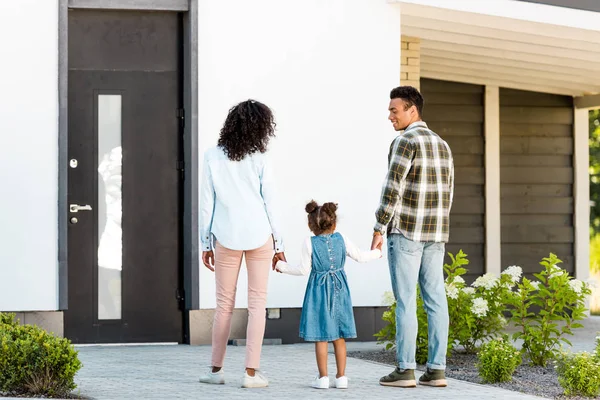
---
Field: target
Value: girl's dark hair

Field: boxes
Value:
[218,99,276,161]
[305,200,338,235]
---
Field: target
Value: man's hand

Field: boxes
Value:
[371,232,383,252]
[202,251,215,272]
[272,252,287,272]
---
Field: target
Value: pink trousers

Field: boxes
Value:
[211,238,273,369]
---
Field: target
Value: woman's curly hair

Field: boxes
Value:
[306,200,338,235]
[218,99,276,161]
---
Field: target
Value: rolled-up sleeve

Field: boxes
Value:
[199,155,215,251]
[260,156,285,252]
[374,136,414,234]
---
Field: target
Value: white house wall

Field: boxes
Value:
[0,0,59,311]
[197,0,402,308]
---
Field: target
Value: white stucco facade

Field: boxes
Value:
[0,0,402,312]
[197,0,402,308]
[0,0,59,311]
[1,0,597,322]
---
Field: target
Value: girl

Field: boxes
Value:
[274,200,381,389]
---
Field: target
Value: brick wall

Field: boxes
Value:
[401,36,421,89]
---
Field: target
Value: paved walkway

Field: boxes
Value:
[7,316,599,400]
[61,343,548,400]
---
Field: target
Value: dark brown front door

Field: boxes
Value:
[65,9,184,343]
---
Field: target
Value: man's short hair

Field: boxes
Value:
[390,86,424,117]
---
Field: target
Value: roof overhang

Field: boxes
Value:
[574,94,600,109]
[395,0,600,98]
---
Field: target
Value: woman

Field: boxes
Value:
[198,100,286,388]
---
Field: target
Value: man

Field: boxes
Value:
[371,86,454,388]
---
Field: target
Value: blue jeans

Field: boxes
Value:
[388,233,449,370]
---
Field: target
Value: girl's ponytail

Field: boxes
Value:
[306,200,338,235]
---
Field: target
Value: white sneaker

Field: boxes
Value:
[311,375,330,389]
[241,371,269,388]
[335,375,348,389]
[199,367,225,385]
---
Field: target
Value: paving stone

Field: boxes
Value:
[54,343,551,400]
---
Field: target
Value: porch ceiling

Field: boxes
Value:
[400,2,600,97]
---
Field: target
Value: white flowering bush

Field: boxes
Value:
[555,350,600,397]
[444,252,520,353]
[376,251,591,368]
[376,250,515,362]
[506,253,591,367]
[477,336,522,383]
[375,287,432,364]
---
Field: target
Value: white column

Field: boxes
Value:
[574,108,590,284]
[485,86,501,276]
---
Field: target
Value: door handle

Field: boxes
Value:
[70,204,92,213]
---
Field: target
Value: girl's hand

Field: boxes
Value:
[202,251,215,272]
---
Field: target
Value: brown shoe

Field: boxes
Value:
[418,368,447,387]
[379,367,417,387]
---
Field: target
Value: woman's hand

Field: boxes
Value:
[202,251,215,272]
[272,252,286,272]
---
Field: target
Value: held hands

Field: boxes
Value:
[272,252,286,273]
[202,251,215,272]
[371,232,384,257]
[202,250,286,273]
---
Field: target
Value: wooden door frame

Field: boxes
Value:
[58,0,199,338]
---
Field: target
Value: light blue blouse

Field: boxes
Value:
[199,146,284,252]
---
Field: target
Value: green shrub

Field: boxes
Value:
[375,250,514,364]
[445,251,518,353]
[375,286,431,364]
[506,253,591,367]
[375,300,396,352]
[0,312,18,327]
[555,351,600,398]
[0,312,83,398]
[415,289,429,364]
[477,337,521,383]
[376,251,590,369]
[590,233,600,274]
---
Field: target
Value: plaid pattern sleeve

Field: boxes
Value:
[374,135,414,234]
[449,160,455,209]
[374,122,454,242]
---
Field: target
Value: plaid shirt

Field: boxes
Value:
[374,121,454,242]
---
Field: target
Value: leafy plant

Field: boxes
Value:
[0,312,83,398]
[0,312,19,327]
[555,350,600,398]
[376,250,512,364]
[415,288,429,364]
[590,233,600,274]
[375,300,396,351]
[477,336,522,383]
[506,253,591,367]
[444,251,516,353]
[375,285,431,364]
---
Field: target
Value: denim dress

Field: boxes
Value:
[299,233,357,342]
